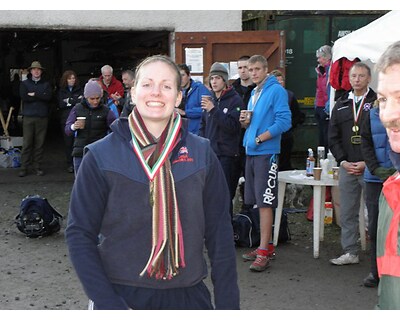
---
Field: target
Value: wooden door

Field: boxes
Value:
[174,30,285,84]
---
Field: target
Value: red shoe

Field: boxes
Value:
[250,254,270,272]
[242,246,276,261]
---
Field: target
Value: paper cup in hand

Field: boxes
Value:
[240,110,253,125]
[77,117,86,129]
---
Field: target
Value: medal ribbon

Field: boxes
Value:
[352,94,366,132]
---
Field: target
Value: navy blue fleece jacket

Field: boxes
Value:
[65,117,240,309]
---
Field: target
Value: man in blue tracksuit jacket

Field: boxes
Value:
[240,55,291,272]
[178,64,212,135]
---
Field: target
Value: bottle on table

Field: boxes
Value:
[317,146,325,167]
[306,148,315,177]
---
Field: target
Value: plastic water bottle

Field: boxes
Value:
[317,146,325,167]
[327,152,336,176]
[306,148,315,176]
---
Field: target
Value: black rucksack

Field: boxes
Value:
[15,195,63,238]
[232,208,261,247]
[233,207,291,248]
[275,209,291,243]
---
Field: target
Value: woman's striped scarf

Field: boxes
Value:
[128,108,185,280]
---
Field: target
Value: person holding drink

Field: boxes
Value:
[199,62,243,218]
[239,55,291,272]
[64,80,116,175]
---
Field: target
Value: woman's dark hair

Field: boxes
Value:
[59,70,79,88]
[178,63,190,76]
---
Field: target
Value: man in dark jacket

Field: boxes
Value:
[328,62,376,266]
[119,70,135,117]
[18,61,52,177]
[200,62,243,216]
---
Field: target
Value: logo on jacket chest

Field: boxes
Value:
[173,146,194,164]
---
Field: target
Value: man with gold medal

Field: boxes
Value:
[328,62,376,266]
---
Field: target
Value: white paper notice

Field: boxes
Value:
[185,48,204,73]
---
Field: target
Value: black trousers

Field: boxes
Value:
[365,181,383,278]
[20,116,48,170]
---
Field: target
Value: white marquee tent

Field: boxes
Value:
[330,10,400,101]
[332,10,400,64]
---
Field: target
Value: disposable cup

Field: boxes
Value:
[313,167,322,180]
[332,167,339,180]
[76,117,86,129]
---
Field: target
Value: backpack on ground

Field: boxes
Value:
[233,207,292,248]
[275,209,291,243]
[232,208,260,247]
[15,195,63,238]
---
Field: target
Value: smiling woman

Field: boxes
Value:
[131,56,182,137]
[65,55,240,310]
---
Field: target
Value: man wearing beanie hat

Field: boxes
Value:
[18,61,52,177]
[209,62,229,84]
[199,62,243,218]
[65,80,116,175]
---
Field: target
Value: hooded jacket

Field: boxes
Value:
[65,117,240,310]
[182,79,212,134]
[243,75,291,155]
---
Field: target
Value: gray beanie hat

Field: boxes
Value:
[209,62,229,83]
[84,80,103,98]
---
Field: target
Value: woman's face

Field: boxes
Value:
[67,75,76,87]
[132,61,182,127]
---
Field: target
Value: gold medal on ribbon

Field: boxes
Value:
[352,125,359,133]
[351,135,362,145]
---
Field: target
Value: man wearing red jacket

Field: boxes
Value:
[99,65,124,113]
[375,40,400,310]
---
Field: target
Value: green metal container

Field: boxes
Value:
[264,12,384,160]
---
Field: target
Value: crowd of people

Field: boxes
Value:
[10,42,400,309]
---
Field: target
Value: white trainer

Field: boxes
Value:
[330,253,359,265]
